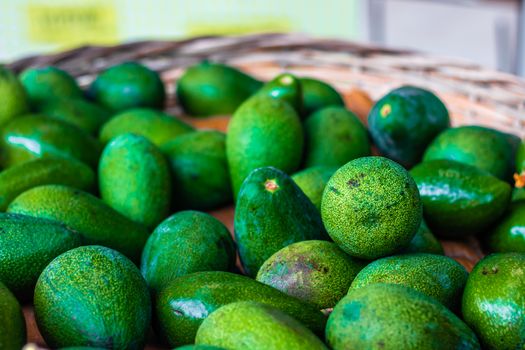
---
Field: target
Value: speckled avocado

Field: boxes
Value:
[154,271,327,347]
[20,66,83,106]
[7,185,149,262]
[327,283,480,350]
[99,108,193,146]
[34,246,151,349]
[141,210,235,293]
[485,202,525,253]
[226,95,303,197]
[321,156,422,259]
[254,73,303,114]
[300,77,345,116]
[98,133,171,228]
[410,159,511,237]
[401,219,444,255]
[0,281,26,350]
[195,301,328,350]
[0,66,29,127]
[303,106,370,168]
[235,167,328,276]
[256,240,365,309]
[291,166,337,210]
[462,253,525,350]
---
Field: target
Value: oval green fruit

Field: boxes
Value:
[175,346,226,350]
[20,66,83,106]
[300,77,345,116]
[485,202,525,253]
[291,166,337,210]
[0,281,26,350]
[254,73,303,114]
[0,66,29,127]
[517,139,525,173]
[401,219,444,255]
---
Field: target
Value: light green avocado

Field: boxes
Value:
[291,166,338,210]
[300,77,345,116]
[0,66,29,127]
[0,281,26,350]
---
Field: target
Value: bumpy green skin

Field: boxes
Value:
[20,66,83,106]
[98,134,171,228]
[0,66,29,127]
[89,62,165,112]
[176,61,262,116]
[155,271,327,347]
[401,219,444,255]
[161,131,232,210]
[369,86,450,168]
[256,240,366,309]
[254,73,303,114]
[0,158,95,211]
[175,346,226,350]
[350,253,468,311]
[462,253,525,350]
[321,156,422,259]
[0,114,101,168]
[291,166,337,210]
[141,211,235,293]
[226,96,303,197]
[300,77,345,116]
[517,139,525,173]
[327,283,480,350]
[34,246,151,349]
[0,282,26,350]
[410,159,511,237]
[303,106,370,168]
[99,108,193,146]
[195,301,328,350]
[7,185,149,262]
[423,126,514,180]
[485,203,525,253]
[0,213,83,300]
[235,167,328,276]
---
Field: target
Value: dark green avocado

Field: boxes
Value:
[401,218,444,255]
[300,77,345,116]
[254,73,303,114]
[485,202,525,253]
[20,66,83,106]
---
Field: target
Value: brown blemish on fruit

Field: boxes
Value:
[329,186,341,195]
[515,172,525,188]
[264,179,280,193]
[347,179,360,188]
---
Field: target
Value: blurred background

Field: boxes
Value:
[1,0,524,75]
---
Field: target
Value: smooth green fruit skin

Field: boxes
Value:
[99,133,171,228]
[517,139,525,173]
[256,240,366,309]
[0,158,95,211]
[155,271,327,347]
[0,114,102,168]
[254,73,303,114]
[141,210,235,293]
[462,253,525,350]
[401,219,444,255]
[20,66,83,106]
[350,253,467,311]
[99,108,193,146]
[235,166,328,276]
[195,301,328,350]
[513,187,525,203]
[485,203,525,253]
[0,66,30,127]
[89,62,165,112]
[0,281,26,350]
[410,159,511,237]
[368,85,450,168]
[321,156,422,259]
[175,346,226,350]
[303,106,370,168]
[424,125,514,180]
[300,77,345,116]
[7,185,149,262]
[34,246,151,349]
[176,61,262,116]
[291,166,337,210]
[327,283,480,350]
[161,131,232,210]
[0,213,83,301]
[226,95,303,197]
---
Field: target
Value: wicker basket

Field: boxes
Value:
[12,33,523,350]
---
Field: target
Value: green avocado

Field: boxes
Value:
[226,95,303,197]
[256,240,366,309]
[57,347,109,350]
[99,108,193,146]
[175,346,226,350]
[161,130,232,210]
[291,166,337,210]
[34,246,151,349]
[350,253,468,311]
[485,202,525,253]
[195,301,328,350]
[0,114,102,169]
[89,62,165,112]
[423,125,514,180]
[401,219,444,255]
[462,253,525,350]
[410,159,511,237]
[0,66,29,127]
[300,77,345,116]
[235,166,328,276]
[176,61,262,116]
[326,283,480,350]
[7,185,149,262]
[368,85,450,168]
[0,213,83,301]
[154,271,327,347]
[98,133,171,228]
[513,187,525,203]
[303,106,370,168]
[517,139,525,173]
[321,156,422,259]
[141,210,235,293]
[254,73,303,114]
[20,66,83,106]
[0,281,26,350]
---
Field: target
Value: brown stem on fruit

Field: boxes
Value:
[514,172,525,188]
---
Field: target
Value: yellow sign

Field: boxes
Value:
[187,17,292,36]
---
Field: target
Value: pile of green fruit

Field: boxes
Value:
[0,59,523,350]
